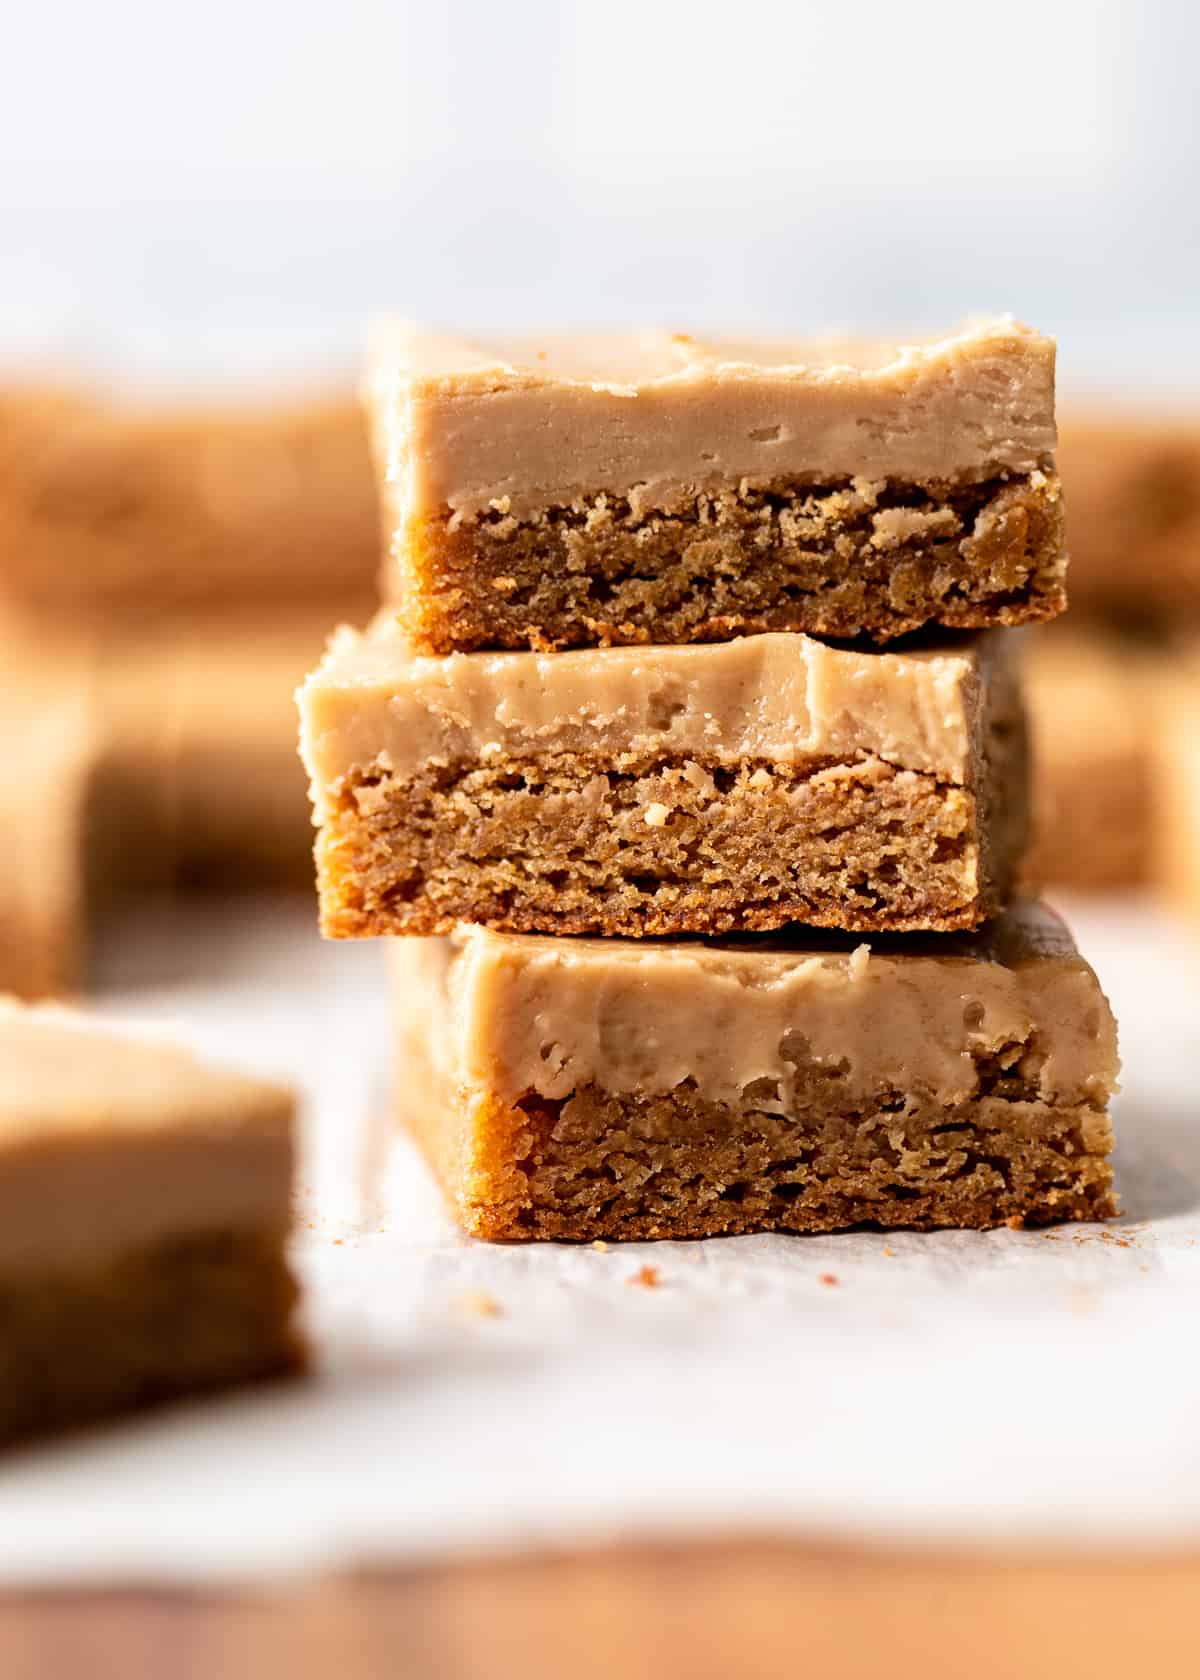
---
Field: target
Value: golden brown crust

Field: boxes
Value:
[0,1225,302,1444]
[387,470,1065,654]
[316,728,1027,939]
[414,1086,1115,1243]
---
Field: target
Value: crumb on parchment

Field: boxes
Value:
[627,1265,661,1289]
[592,1240,609,1253]
[456,1290,502,1318]
[819,1273,838,1287]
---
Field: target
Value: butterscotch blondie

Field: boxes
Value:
[1058,411,1200,620]
[92,608,354,894]
[368,317,1064,653]
[299,623,1027,939]
[0,1003,302,1443]
[0,385,377,613]
[1024,628,1158,891]
[390,901,1118,1241]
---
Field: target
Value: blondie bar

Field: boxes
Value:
[92,609,355,894]
[1025,628,1157,891]
[1059,411,1200,620]
[0,1003,302,1442]
[299,624,1027,938]
[0,385,377,613]
[368,317,1063,653]
[391,902,1118,1241]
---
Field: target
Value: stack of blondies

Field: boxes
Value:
[299,319,1120,1242]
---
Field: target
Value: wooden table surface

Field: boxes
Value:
[4,1538,1200,1679]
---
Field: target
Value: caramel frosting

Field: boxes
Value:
[0,1003,294,1272]
[299,621,1006,814]
[391,902,1117,1115]
[368,316,1057,521]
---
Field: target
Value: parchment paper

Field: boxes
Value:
[2,894,1198,1584]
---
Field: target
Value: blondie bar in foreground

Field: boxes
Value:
[391,902,1118,1241]
[0,1004,302,1443]
[368,317,1064,653]
[300,623,1027,938]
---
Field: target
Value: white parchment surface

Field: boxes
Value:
[2,895,1199,1584]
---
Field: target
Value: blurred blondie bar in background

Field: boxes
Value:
[0,383,379,995]
[2,364,1199,999]
[1027,410,1200,899]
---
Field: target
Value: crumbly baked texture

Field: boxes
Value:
[1024,627,1157,892]
[438,1087,1113,1241]
[388,469,1065,653]
[0,1001,303,1443]
[0,385,378,614]
[390,904,1119,1241]
[318,738,1024,938]
[301,626,1027,938]
[369,317,1063,651]
[0,1228,299,1444]
[1059,411,1200,620]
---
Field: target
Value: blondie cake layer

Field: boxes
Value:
[0,1004,302,1443]
[391,902,1118,1241]
[368,317,1064,653]
[299,624,1028,939]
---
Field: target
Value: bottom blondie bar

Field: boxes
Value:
[392,902,1118,1241]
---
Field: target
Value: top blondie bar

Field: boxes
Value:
[367,316,1064,654]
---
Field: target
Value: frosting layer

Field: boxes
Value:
[390,902,1117,1115]
[299,621,1004,814]
[0,1004,294,1271]
[368,317,1057,520]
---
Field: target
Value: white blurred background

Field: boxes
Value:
[2,0,1197,395]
